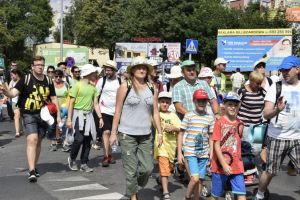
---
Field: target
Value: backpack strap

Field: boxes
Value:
[123,79,132,104]
[146,81,155,95]
[98,76,107,100]
[117,77,122,85]
[274,81,282,123]
[267,77,273,86]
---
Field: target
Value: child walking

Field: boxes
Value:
[154,92,181,200]
[177,89,215,200]
[210,92,246,200]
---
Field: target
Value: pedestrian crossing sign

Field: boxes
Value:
[186,39,198,54]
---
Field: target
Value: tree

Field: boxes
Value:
[0,0,53,71]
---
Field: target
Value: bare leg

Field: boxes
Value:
[27,134,38,171]
[130,193,137,200]
[237,195,246,200]
[35,136,43,166]
[102,130,111,157]
[258,171,274,193]
[186,176,199,198]
[14,108,21,135]
[161,176,169,194]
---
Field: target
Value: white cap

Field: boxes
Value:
[80,64,97,77]
[253,60,266,68]
[166,65,182,79]
[158,91,172,99]
[40,106,55,126]
[214,57,229,66]
[198,67,213,78]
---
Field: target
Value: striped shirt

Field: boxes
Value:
[237,87,266,126]
[172,79,214,112]
[180,111,214,158]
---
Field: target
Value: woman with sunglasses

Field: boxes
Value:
[47,69,70,152]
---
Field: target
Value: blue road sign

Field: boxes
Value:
[186,39,198,54]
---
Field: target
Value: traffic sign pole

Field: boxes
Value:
[189,54,192,60]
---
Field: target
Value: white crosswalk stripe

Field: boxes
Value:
[71,192,124,200]
[54,183,108,191]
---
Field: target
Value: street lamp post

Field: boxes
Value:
[60,0,63,61]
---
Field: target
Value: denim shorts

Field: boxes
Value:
[23,113,48,137]
[186,156,208,179]
[211,173,246,197]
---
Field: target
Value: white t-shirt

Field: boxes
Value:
[96,77,120,116]
[265,81,300,140]
[230,72,245,88]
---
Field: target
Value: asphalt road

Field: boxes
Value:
[0,110,299,200]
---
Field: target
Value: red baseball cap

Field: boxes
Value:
[193,89,208,100]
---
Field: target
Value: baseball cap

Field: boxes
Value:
[198,67,213,78]
[278,55,300,70]
[253,60,266,69]
[181,60,195,68]
[158,91,172,99]
[223,92,240,102]
[193,89,209,100]
[214,58,229,66]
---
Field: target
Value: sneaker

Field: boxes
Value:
[80,164,93,172]
[28,170,37,182]
[35,168,40,177]
[62,144,71,152]
[102,157,109,167]
[108,155,116,164]
[92,143,101,150]
[49,144,57,152]
[67,156,78,171]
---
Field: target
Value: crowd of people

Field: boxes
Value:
[0,54,299,200]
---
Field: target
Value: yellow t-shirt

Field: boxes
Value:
[154,111,181,163]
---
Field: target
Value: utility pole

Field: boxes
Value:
[60,0,63,61]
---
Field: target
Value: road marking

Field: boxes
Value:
[46,176,90,182]
[54,183,108,191]
[71,192,124,200]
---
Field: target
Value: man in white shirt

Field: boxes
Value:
[254,56,300,200]
[96,60,121,167]
[230,68,245,93]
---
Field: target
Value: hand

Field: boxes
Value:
[164,124,173,133]
[215,113,221,120]
[222,163,232,175]
[277,96,286,112]
[109,133,118,146]
[99,118,104,128]
[177,153,184,165]
[157,134,163,147]
[56,116,62,126]
[66,120,72,129]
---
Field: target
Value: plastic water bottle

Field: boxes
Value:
[111,143,118,153]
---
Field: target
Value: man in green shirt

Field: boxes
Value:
[67,64,103,172]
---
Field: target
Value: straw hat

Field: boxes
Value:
[127,56,153,73]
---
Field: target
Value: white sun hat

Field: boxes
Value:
[80,64,97,77]
[199,67,213,78]
[166,65,182,79]
[40,106,55,126]
[158,91,172,99]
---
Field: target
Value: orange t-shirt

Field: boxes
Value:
[210,116,244,174]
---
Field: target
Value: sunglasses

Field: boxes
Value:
[74,70,81,73]
[55,75,63,78]
[47,71,54,73]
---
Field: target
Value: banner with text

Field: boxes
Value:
[217,29,292,71]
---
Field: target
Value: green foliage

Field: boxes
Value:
[0,0,53,71]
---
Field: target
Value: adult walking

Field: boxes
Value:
[109,56,162,200]
[96,60,120,167]
[237,71,266,152]
[211,57,229,96]
[0,56,61,182]
[67,64,103,172]
[8,69,23,137]
[230,68,245,93]
[172,60,219,120]
[254,56,300,200]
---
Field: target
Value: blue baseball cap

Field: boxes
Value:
[181,60,195,68]
[223,92,241,102]
[278,56,300,70]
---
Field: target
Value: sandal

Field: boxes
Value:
[162,192,171,200]
[184,197,192,200]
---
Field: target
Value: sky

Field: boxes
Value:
[50,0,72,12]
